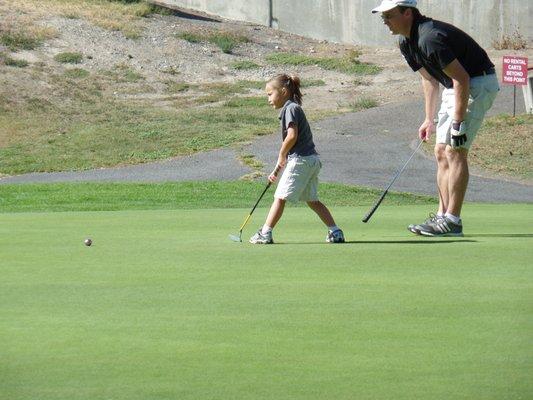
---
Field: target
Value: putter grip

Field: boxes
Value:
[362,190,388,223]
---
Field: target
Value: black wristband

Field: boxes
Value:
[452,120,463,131]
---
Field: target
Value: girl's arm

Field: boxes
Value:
[269,123,298,182]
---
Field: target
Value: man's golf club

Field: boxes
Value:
[362,140,423,223]
[229,166,281,242]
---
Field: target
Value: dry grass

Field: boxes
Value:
[0,14,57,51]
[1,0,152,39]
[492,30,528,50]
[418,114,533,181]
[470,114,533,180]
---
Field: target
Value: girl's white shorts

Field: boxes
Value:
[274,154,321,202]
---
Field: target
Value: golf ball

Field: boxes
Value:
[84,238,92,246]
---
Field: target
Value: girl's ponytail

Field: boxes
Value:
[269,74,303,105]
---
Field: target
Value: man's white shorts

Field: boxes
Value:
[275,154,321,202]
[436,73,500,150]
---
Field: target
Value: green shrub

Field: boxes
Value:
[54,52,83,64]
[176,32,202,43]
[3,56,29,68]
[231,60,260,70]
[0,32,41,51]
[266,52,381,75]
[64,68,90,78]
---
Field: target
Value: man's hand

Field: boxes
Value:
[450,120,467,148]
[418,118,435,141]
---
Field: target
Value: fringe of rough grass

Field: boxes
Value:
[0,182,436,213]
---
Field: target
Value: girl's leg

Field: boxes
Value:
[307,200,335,227]
[264,197,286,230]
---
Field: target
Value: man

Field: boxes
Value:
[372,0,500,236]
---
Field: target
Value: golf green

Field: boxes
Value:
[1,204,532,399]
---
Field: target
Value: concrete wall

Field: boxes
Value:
[160,0,532,48]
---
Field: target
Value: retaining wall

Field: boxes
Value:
[157,0,532,48]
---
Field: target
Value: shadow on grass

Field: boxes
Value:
[466,233,533,238]
[274,240,477,245]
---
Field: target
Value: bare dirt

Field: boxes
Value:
[3,4,524,115]
[1,5,422,113]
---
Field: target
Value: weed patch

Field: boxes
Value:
[1,55,29,68]
[54,52,83,64]
[64,68,90,79]
[266,52,381,75]
[349,97,378,111]
[231,60,261,70]
[176,31,249,54]
[0,15,56,51]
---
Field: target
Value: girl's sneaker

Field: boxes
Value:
[326,229,345,243]
[249,229,273,244]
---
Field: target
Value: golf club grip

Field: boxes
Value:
[362,189,388,223]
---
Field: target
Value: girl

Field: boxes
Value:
[250,74,345,244]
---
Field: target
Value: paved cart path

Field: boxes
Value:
[1,86,531,203]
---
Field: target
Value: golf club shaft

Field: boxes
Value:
[236,164,281,233]
[362,140,423,223]
[238,181,272,231]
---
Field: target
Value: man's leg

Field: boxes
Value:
[435,143,450,214]
[445,147,469,217]
[416,146,467,237]
[408,144,450,235]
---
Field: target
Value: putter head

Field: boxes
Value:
[228,233,242,242]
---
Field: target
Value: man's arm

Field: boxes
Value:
[418,67,440,141]
[442,59,470,147]
[442,59,470,122]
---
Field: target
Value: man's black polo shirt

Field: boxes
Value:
[399,15,494,88]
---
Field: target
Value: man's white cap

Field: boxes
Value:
[371,0,417,13]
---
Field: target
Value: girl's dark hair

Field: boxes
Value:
[269,74,303,105]
[398,6,422,19]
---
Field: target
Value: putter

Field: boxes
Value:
[229,165,281,242]
[362,140,423,223]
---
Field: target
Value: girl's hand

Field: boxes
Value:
[276,155,286,169]
[268,163,283,183]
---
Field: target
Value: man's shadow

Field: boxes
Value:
[466,233,533,238]
[276,239,477,245]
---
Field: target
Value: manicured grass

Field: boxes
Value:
[0,204,531,399]
[0,182,435,212]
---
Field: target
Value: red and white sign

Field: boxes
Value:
[502,56,528,85]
